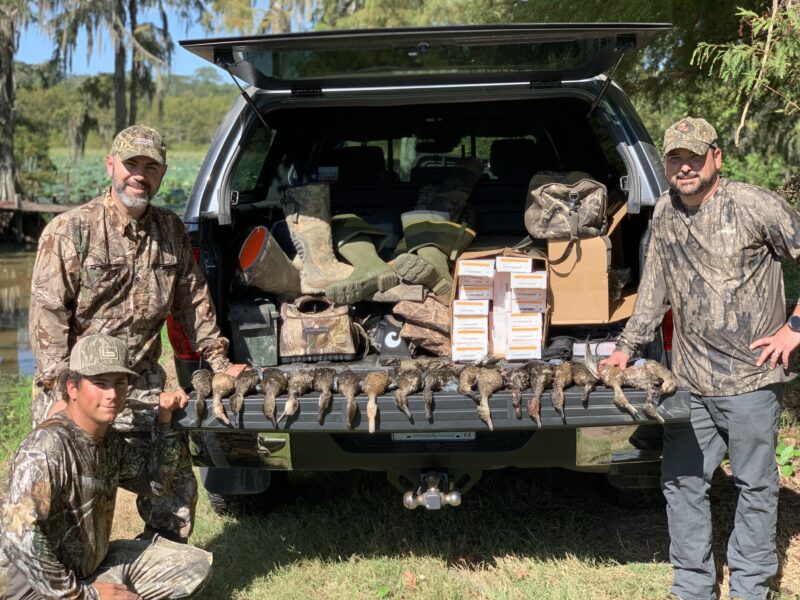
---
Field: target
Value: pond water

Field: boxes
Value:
[0,247,35,380]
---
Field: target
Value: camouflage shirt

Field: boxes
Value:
[617,178,800,396]
[0,412,183,599]
[29,190,231,429]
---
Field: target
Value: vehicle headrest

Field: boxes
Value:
[489,138,558,181]
[329,146,386,184]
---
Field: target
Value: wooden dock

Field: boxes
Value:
[0,199,72,214]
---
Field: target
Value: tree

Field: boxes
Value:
[693,0,799,146]
[0,0,28,203]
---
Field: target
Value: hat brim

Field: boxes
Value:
[663,139,712,157]
[116,148,166,165]
[76,365,138,378]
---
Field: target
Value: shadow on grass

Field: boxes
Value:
[197,463,800,598]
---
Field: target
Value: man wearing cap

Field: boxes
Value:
[603,117,800,599]
[0,334,212,599]
[28,124,246,543]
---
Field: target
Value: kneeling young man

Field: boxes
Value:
[0,334,212,599]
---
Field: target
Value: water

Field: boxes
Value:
[0,247,35,380]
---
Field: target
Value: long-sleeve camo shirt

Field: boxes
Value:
[29,190,231,429]
[617,177,800,396]
[0,412,184,599]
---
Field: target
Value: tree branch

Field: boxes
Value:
[735,0,779,146]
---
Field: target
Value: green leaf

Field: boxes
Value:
[377,585,391,598]
[779,445,796,464]
[781,464,794,477]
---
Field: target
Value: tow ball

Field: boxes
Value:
[403,471,462,510]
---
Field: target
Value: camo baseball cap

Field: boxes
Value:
[69,334,137,377]
[663,117,718,156]
[110,125,167,165]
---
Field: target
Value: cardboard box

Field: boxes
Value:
[489,310,508,355]
[452,342,489,362]
[510,271,548,290]
[453,315,489,330]
[496,256,533,273]
[548,203,636,325]
[450,247,549,359]
[511,289,547,313]
[452,328,489,345]
[457,259,495,278]
[508,312,543,344]
[452,299,490,316]
[493,272,512,311]
[459,274,491,286]
[506,342,542,361]
[458,284,493,300]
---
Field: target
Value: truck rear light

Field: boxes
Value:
[662,309,674,353]
[166,245,202,361]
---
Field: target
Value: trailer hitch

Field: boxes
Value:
[403,471,461,510]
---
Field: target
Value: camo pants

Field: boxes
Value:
[661,384,783,600]
[0,538,212,599]
[124,432,198,541]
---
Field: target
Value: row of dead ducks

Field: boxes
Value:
[189,351,678,432]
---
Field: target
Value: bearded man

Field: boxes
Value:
[28,125,245,544]
[603,117,800,600]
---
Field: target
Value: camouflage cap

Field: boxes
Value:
[110,125,167,165]
[69,334,137,377]
[663,117,718,156]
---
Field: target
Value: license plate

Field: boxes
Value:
[391,432,476,442]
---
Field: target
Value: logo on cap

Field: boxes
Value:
[675,120,694,134]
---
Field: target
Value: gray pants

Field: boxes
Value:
[661,384,783,600]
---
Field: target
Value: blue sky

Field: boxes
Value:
[17,9,216,77]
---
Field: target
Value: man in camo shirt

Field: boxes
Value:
[28,125,246,542]
[604,117,800,600]
[0,334,212,599]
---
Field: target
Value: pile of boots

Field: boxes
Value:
[238,183,398,305]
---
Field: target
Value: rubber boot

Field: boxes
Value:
[282,184,353,294]
[328,214,398,304]
[393,216,476,297]
[238,225,301,297]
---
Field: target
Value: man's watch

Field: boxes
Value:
[788,315,800,333]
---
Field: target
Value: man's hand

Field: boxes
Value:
[750,325,800,369]
[600,350,630,370]
[92,582,142,599]
[157,389,189,424]
[225,363,248,377]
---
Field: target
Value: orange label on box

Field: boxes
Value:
[452,299,490,316]
[458,259,495,278]
[495,256,533,273]
[510,271,548,290]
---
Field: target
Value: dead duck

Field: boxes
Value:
[523,361,554,429]
[583,343,638,419]
[621,359,678,424]
[570,361,598,407]
[336,368,362,429]
[476,368,503,431]
[422,363,457,422]
[210,372,236,425]
[190,369,213,427]
[551,362,573,421]
[260,368,288,428]
[500,366,530,420]
[230,369,259,421]
[363,370,391,433]
[313,367,336,425]
[457,365,481,401]
[394,363,422,422]
[277,369,314,425]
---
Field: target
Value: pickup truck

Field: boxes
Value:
[168,23,690,514]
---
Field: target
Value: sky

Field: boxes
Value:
[16,8,218,77]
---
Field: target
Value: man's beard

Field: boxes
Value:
[669,169,719,199]
[114,180,153,210]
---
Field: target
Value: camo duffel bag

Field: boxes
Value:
[524,171,607,263]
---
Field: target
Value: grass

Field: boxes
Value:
[0,375,32,477]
